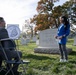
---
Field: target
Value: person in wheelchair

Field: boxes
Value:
[0,17,22,75]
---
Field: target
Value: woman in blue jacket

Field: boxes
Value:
[55,16,70,62]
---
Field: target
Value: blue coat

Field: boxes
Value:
[57,23,70,44]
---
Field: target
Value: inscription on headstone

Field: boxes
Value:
[39,29,58,48]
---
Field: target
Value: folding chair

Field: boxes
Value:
[0,38,30,75]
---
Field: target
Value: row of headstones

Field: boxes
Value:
[20,37,30,45]
[20,35,38,45]
[20,29,76,46]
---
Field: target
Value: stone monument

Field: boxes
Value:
[74,36,76,45]
[34,29,72,54]
[20,38,28,45]
[32,36,37,42]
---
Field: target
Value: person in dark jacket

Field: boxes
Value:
[55,15,70,62]
[0,17,22,74]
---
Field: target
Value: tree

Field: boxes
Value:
[63,0,76,24]
[52,5,63,27]
[36,0,54,14]
[22,20,33,38]
[31,14,54,32]
[71,2,76,24]
[31,0,59,32]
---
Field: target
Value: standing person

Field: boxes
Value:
[55,15,70,62]
[0,17,22,74]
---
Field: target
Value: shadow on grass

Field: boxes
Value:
[69,60,76,64]
[23,54,55,60]
[69,51,76,56]
[69,51,76,64]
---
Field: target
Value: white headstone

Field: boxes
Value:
[36,40,39,46]
[20,38,28,45]
[39,29,58,48]
[20,38,30,45]
[74,36,76,45]
[32,36,37,42]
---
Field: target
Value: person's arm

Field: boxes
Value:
[57,25,64,39]
[55,35,58,39]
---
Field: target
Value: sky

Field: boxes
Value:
[0,0,68,30]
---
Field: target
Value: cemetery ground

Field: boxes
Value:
[18,39,76,75]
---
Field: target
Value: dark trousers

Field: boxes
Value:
[0,50,22,72]
[59,44,68,60]
[0,56,2,67]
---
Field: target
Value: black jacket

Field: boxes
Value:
[0,28,9,39]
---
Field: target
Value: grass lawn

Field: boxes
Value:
[18,39,76,75]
